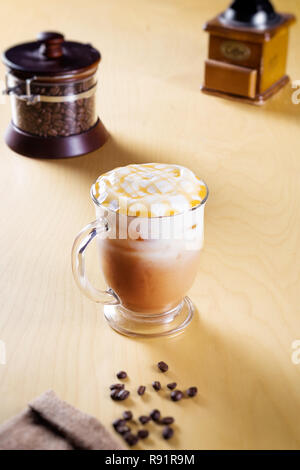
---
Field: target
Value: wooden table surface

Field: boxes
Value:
[0,0,300,450]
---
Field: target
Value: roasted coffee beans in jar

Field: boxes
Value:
[8,73,97,138]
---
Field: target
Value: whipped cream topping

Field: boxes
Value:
[92,163,207,217]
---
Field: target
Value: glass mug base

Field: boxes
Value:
[103,296,194,338]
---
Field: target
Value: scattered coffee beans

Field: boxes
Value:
[111,363,197,447]
[157,361,168,372]
[110,383,125,391]
[162,426,174,440]
[116,371,127,379]
[137,385,146,396]
[160,416,174,425]
[137,429,149,439]
[167,382,177,390]
[139,415,151,425]
[150,409,161,422]
[171,390,183,402]
[152,381,161,391]
[124,432,139,447]
[123,410,133,421]
[186,387,198,397]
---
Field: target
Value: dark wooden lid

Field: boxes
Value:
[2,32,101,77]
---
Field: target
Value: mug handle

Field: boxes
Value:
[71,218,120,305]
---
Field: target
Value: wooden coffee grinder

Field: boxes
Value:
[202,0,296,104]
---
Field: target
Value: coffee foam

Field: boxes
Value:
[92,163,207,217]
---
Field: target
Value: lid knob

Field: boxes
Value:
[37,31,64,59]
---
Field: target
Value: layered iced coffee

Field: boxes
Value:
[91,163,208,315]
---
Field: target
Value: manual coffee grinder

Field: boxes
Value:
[201,0,296,104]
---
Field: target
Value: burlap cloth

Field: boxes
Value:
[0,390,124,450]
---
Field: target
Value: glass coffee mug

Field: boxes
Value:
[72,177,208,337]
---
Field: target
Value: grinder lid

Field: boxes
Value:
[220,0,281,29]
[2,31,101,77]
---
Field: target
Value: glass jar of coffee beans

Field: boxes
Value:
[8,73,97,138]
[3,32,108,158]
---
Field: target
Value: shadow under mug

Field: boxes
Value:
[72,183,208,338]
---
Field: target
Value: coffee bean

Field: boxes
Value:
[139,415,150,425]
[137,429,149,439]
[50,86,60,95]
[110,383,125,391]
[137,385,146,396]
[123,410,133,421]
[52,113,62,121]
[150,409,161,422]
[171,390,183,402]
[65,116,74,124]
[160,416,174,425]
[124,432,139,447]
[116,424,131,435]
[152,381,161,391]
[157,361,168,372]
[167,382,177,390]
[64,86,73,95]
[112,418,125,430]
[116,389,130,401]
[162,426,174,440]
[110,389,120,400]
[65,108,75,118]
[116,371,127,380]
[186,387,198,397]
